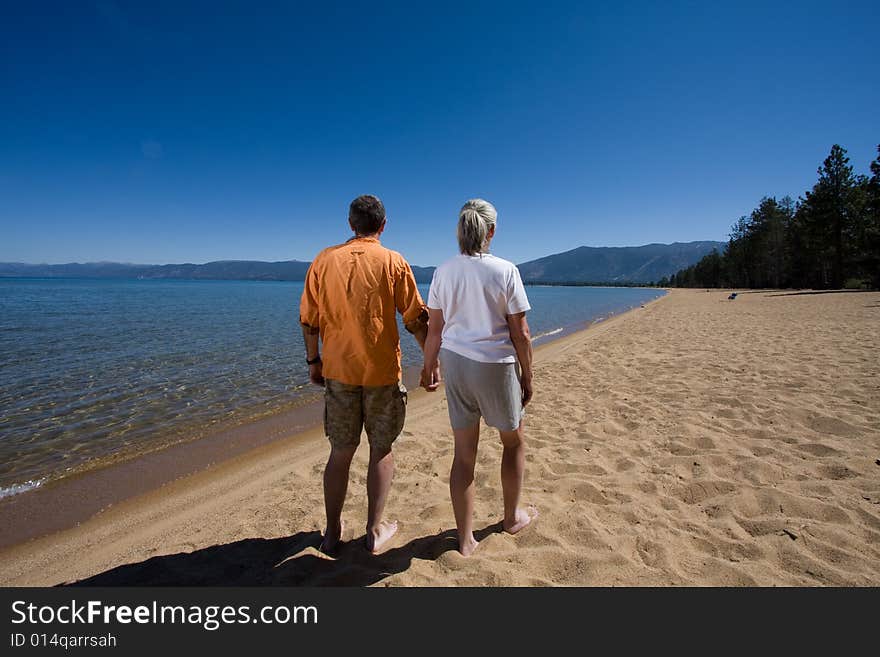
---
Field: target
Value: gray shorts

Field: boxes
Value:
[440,348,524,431]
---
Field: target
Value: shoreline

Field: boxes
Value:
[0,294,665,551]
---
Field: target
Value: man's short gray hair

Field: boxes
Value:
[457,198,497,256]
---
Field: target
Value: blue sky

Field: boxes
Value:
[1,1,878,267]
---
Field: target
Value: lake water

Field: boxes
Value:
[0,278,665,496]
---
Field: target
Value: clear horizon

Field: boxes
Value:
[2,2,877,266]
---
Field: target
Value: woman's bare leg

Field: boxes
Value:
[498,421,537,533]
[450,423,480,556]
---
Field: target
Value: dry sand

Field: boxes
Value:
[1,288,878,586]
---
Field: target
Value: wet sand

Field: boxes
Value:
[1,289,878,586]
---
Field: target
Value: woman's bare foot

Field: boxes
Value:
[320,519,345,554]
[366,520,398,553]
[458,534,479,557]
[503,505,538,534]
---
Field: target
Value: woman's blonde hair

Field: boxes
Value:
[457,198,497,255]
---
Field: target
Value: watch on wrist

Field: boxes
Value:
[306,355,322,365]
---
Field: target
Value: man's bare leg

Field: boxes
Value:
[499,422,537,534]
[450,423,480,556]
[366,445,398,553]
[321,444,357,553]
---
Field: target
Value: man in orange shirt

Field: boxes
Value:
[300,195,429,554]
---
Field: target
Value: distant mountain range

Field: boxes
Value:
[0,241,723,285]
[0,260,313,281]
[0,260,440,284]
[517,241,724,284]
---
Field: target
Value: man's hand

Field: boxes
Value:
[520,374,533,407]
[405,309,429,350]
[420,363,441,391]
[309,362,325,386]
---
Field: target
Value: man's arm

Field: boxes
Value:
[299,260,325,386]
[395,260,429,351]
[506,311,533,406]
[404,309,429,351]
[301,324,324,386]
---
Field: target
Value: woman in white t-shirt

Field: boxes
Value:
[421,199,538,557]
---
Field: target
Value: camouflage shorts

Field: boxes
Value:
[324,379,407,451]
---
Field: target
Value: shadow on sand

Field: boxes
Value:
[765,289,875,297]
[61,524,503,587]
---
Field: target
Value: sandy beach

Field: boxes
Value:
[1,288,878,586]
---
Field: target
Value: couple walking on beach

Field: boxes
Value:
[299,194,537,556]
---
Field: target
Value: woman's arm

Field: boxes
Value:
[506,311,533,406]
[421,308,444,391]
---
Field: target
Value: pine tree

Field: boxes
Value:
[798,145,858,288]
[864,145,880,286]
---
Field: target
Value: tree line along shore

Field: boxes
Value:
[659,144,880,290]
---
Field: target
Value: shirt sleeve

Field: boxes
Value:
[506,265,531,315]
[395,259,426,325]
[299,261,321,328]
[426,268,442,310]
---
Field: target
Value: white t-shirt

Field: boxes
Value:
[427,253,531,363]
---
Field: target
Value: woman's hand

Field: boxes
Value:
[420,363,442,391]
[520,374,533,406]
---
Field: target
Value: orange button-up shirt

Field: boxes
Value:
[299,236,426,386]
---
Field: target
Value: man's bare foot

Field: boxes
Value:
[365,520,398,553]
[458,534,479,557]
[319,520,345,554]
[503,505,538,534]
